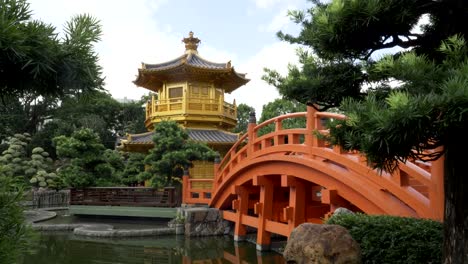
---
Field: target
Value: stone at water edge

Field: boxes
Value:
[283,223,361,264]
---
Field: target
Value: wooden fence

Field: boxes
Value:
[70,187,180,207]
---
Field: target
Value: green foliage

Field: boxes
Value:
[326,213,443,263]
[118,95,149,136]
[0,133,61,189]
[54,128,123,188]
[0,133,30,185]
[266,0,468,170]
[263,54,364,110]
[144,121,216,187]
[28,147,59,189]
[0,0,103,98]
[271,1,468,259]
[0,177,36,264]
[28,91,148,154]
[233,103,254,134]
[120,153,146,186]
[258,98,306,136]
[0,0,104,145]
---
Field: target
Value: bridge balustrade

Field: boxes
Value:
[206,105,444,251]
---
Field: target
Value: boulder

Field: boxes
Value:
[283,223,361,264]
[333,207,354,216]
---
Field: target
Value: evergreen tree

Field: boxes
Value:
[258,98,306,136]
[233,103,255,134]
[54,129,122,187]
[120,153,146,186]
[0,0,104,142]
[143,121,216,187]
[264,0,468,261]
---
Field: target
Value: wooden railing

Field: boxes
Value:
[70,187,179,207]
[212,106,444,221]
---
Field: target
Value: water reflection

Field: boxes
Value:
[22,233,284,264]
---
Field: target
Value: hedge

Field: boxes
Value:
[326,213,443,264]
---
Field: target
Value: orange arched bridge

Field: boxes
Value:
[182,106,444,250]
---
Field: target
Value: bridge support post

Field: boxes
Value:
[232,185,249,241]
[253,176,273,251]
[281,175,306,236]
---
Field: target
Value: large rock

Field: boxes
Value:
[183,208,232,236]
[283,223,361,264]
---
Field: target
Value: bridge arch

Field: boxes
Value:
[182,106,444,250]
[210,155,419,217]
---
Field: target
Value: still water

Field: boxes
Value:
[22,232,285,264]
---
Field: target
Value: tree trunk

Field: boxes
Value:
[443,132,468,263]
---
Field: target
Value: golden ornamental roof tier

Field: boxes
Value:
[134,32,249,93]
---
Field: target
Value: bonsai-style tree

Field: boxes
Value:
[120,153,146,186]
[0,133,31,186]
[53,128,122,188]
[142,121,216,187]
[28,147,59,189]
[264,0,468,261]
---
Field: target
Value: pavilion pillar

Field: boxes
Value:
[253,175,274,251]
[232,185,249,241]
[281,175,306,236]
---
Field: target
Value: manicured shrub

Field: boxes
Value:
[326,213,443,264]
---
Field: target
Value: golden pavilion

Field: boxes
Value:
[118,32,249,181]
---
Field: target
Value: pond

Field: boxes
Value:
[22,232,285,264]
[23,213,285,264]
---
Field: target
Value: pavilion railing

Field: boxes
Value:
[70,187,179,207]
[145,96,237,121]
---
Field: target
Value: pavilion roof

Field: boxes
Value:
[133,32,249,93]
[118,128,239,148]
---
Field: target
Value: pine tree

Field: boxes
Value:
[264,0,468,261]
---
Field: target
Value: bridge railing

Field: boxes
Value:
[212,105,444,221]
[182,177,213,205]
[214,107,327,189]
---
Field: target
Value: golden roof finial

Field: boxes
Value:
[182,31,200,54]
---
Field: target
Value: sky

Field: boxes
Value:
[29,0,310,116]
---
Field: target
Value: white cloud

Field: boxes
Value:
[253,0,283,9]
[28,1,299,117]
[227,42,298,117]
[29,0,178,100]
[258,7,293,32]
